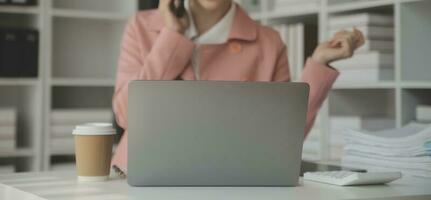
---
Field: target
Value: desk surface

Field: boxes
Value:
[0,171,431,200]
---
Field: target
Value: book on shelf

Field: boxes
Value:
[0,108,17,126]
[329,26,394,40]
[51,109,112,125]
[0,139,15,150]
[272,23,317,80]
[416,105,431,122]
[332,51,394,69]
[0,165,14,174]
[355,40,394,53]
[329,13,394,28]
[0,125,16,140]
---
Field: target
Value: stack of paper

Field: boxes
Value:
[269,0,320,13]
[50,109,112,152]
[272,23,317,81]
[330,116,394,160]
[329,13,394,83]
[341,122,431,178]
[416,105,431,122]
[0,108,17,151]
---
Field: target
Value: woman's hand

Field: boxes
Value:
[159,0,190,34]
[311,28,365,65]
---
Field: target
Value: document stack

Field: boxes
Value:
[341,122,431,178]
[268,0,319,13]
[0,108,17,151]
[50,109,112,153]
[416,105,431,122]
[330,116,394,160]
[273,23,318,80]
[329,13,394,83]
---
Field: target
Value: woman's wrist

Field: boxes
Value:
[311,53,330,66]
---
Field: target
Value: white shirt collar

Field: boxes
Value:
[184,0,236,44]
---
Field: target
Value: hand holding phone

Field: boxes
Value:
[159,0,189,33]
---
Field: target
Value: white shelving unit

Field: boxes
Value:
[0,2,44,173]
[239,0,431,163]
[43,0,137,171]
[0,0,137,172]
[1,0,430,172]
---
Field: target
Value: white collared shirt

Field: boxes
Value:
[184,0,236,79]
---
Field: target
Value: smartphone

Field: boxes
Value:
[170,0,186,18]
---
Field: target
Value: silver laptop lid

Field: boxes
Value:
[128,81,309,186]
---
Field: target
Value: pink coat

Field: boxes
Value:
[111,6,339,174]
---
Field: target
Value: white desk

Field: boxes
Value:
[0,171,431,200]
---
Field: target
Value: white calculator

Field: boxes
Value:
[303,171,402,186]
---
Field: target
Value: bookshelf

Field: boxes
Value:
[43,0,137,171]
[238,0,431,163]
[0,0,137,173]
[0,0,429,172]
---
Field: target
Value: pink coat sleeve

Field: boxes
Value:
[273,46,339,136]
[111,16,194,173]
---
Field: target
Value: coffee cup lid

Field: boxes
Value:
[72,123,116,135]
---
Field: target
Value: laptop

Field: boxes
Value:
[127,81,309,186]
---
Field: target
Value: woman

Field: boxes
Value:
[111,0,364,175]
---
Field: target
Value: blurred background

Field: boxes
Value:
[0,0,430,177]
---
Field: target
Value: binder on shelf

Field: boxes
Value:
[0,108,16,126]
[0,0,37,6]
[0,28,39,77]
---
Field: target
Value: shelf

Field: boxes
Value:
[332,82,396,89]
[0,5,40,15]
[51,78,115,87]
[51,9,129,20]
[401,82,431,89]
[0,78,39,86]
[328,0,395,13]
[0,148,34,157]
